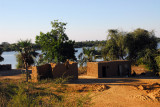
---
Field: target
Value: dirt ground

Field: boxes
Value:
[1,70,160,107]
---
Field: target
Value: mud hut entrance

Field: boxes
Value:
[102,66,107,77]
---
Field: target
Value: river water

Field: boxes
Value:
[0,43,160,69]
[0,48,83,69]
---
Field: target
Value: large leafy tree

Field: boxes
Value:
[126,29,157,62]
[102,29,127,60]
[125,28,158,72]
[36,20,76,63]
[16,39,38,82]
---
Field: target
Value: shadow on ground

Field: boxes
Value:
[69,76,160,86]
[0,69,32,76]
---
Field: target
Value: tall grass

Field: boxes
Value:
[0,78,92,107]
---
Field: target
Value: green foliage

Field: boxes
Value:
[16,39,39,66]
[126,28,157,62]
[15,53,24,69]
[102,29,127,60]
[0,46,4,62]
[16,39,39,65]
[125,28,158,72]
[155,55,160,72]
[74,40,106,48]
[16,39,39,81]
[36,20,76,63]
[78,47,96,66]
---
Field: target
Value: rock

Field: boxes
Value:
[138,85,145,90]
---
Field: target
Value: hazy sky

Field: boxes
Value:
[0,0,160,43]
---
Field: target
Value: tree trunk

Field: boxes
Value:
[25,62,28,82]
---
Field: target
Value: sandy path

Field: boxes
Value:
[77,76,160,107]
[1,71,160,107]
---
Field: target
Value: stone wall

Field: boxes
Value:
[31,61,78,82]
[87,60,131,78]
[0,64,11,71]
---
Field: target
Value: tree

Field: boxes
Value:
[36,20,76,63]
[78,47,96,66]
[16,39,38,82]
[0,46,4,62]
[126,29,157,62]
[125,28,158,73]
[102,29,127,60]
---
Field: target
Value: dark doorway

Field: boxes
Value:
[102,66,106,77]
[117,65,122,76]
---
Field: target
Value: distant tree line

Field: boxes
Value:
[0,40,107,51]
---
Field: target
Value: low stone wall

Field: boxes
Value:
[0,64,11,71]
[31,61,78,82]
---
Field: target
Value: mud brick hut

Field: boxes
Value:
[87,60,131,78]
[31,61,78,82]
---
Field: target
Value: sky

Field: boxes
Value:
[0,0,160,43]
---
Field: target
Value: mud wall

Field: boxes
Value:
[51,62,78,80]
[31,64,53,82]
[31,61,78,82]
[87,61,131,78]
[98,61,131,77]
[87,62,99,78]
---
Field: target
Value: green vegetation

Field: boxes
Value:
[78,47,97,66]
[102,29,127,60]
[15,39,39,82]
[99,28,159,73]
[74,40,106,48]
[0,46,4,62]
[36,20,76,63]
[0,78,92,107]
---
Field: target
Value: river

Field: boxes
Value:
[0,48,83,69]
[0,43,160,69]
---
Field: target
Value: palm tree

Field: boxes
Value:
[16,39,38,82]
[78,47,96,66]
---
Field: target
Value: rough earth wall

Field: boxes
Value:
[31,61,78,82]
[31,64,52,82]
[87,61,131,78]
[87,62,99,78]
[51,62,78,80]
